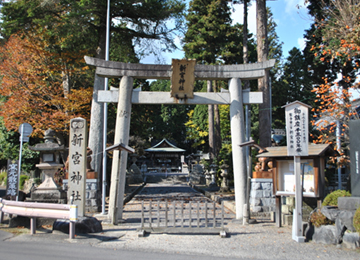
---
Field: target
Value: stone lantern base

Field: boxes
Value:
[27,163,67,204]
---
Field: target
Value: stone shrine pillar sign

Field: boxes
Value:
[171,59,196,99]
[68,118,87,217]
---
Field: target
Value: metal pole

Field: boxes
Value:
[101,0,111,215]
[17,126,24,201]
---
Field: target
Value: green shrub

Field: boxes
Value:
[310,209,333,227]
[0,170,6,185]
[19,175,30,190]
[322,189,351,206]
[354,207,360,233]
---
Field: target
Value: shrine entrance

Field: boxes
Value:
[85,56,275,224]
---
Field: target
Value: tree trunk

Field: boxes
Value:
[256,0,271,148]
[243,0,250,90]
[214,103,221,157]
[88,19,106,191]
[207,80,215,160]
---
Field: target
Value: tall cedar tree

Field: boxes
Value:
[251,7,282,143]
[184,0,240,159]
[272,47,315,130]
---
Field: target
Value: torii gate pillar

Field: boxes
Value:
[229,78,247,219]
[108,76,133,224]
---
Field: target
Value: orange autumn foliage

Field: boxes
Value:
[0,34,92,137]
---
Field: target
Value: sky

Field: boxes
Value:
[140,0,313,65]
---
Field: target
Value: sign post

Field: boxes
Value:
[6,160,19,198]
[282,101,311,243]
[17,123,33,201]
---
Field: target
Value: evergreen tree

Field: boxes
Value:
[184,0,247,159]
[272,47,315,129]
[184,0,238,64]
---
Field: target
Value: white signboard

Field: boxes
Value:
[283,101,311,156]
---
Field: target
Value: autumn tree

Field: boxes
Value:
[1,0,186,176]
[306,0,360,162]
[0,34,92,137]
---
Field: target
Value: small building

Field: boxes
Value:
[145,139,185,172]
[253,143,337,226]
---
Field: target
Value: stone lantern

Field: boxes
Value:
[220,162,230,192]
[128,153,143,184]
[28,129,67,203]
[209,163,218,187]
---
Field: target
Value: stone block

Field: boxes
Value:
[252,182,261,190]
[90,199,99,207]
[338,197,360,211]
[53,216,102,234]
[336,210,356,234]
[282,214,293,226]
[251,206,263,213]
[91,182,98,190]
[321,206,340,221]
[85,199,91,207]
[282,205,294,214]
[250,190,263,198]
[286,197,295,206]
[313,225,337,245]
[263,190,272,198]
[261,198,273,207]
[261,206,270,212]
[88,190,97,199]
[250,198,261,206]
[261,182,272,190]
[342,232,360,249]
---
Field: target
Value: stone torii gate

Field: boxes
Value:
[85,56,275,224]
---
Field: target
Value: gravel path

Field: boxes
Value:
[94,182,359,260]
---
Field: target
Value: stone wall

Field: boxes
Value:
[63,179,101,213]
[250,178,275,217]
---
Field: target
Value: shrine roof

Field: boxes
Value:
[256,144,337,158]
[145,139,185,153]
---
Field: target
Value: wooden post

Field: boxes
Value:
[293,156,305,242]
[275,196,282,227]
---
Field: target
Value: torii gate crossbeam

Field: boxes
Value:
[85,56,275,224]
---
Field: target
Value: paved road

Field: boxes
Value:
[1,178,360,259]
[0,230,239,260]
